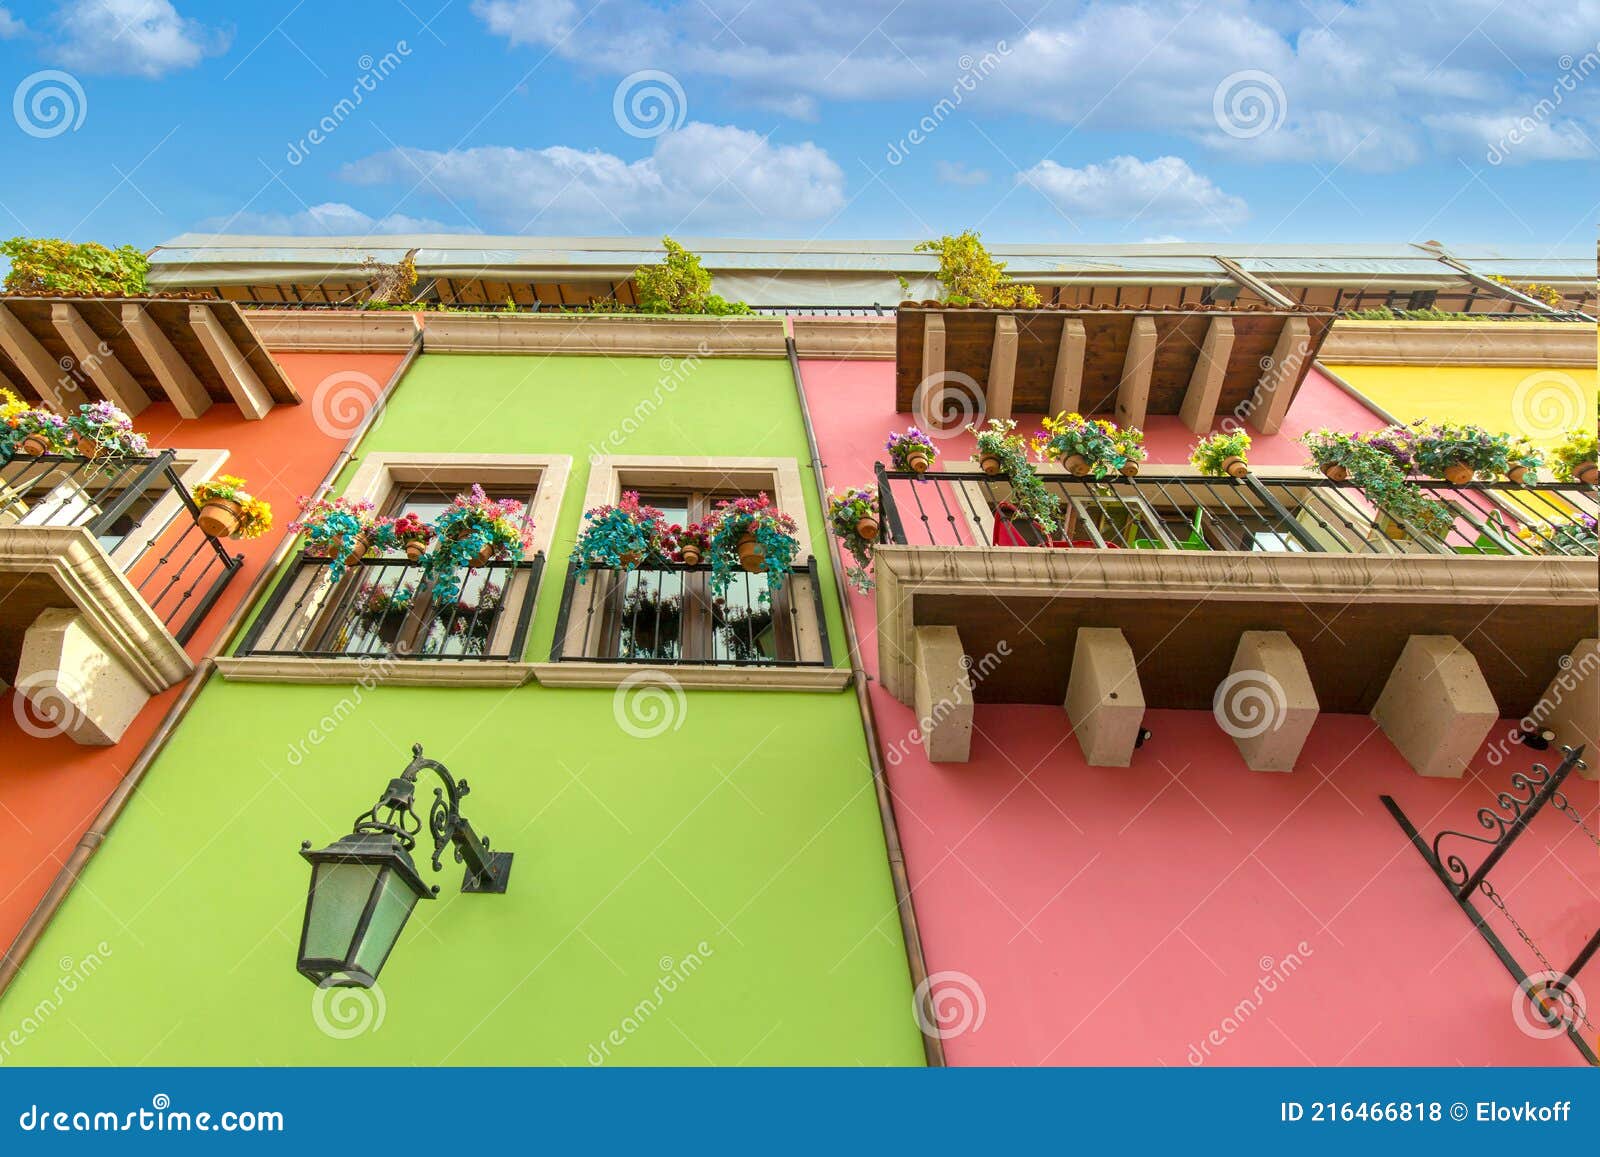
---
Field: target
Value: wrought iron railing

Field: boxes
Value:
[0,450,243,643]
[874,463,1599,558]
[549,559,832,667]
[237,552,544,661]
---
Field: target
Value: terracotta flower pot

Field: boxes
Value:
[404,540,427,563]
[1120,462,1140,478]
[75,436,103,459]
[1443,462,1475,486]
[906,450,930,474]
[680,545,702,567]
[1321,462,1349,482]
[18,433,52,457]
[471,544,497,568]
[856,515,880,541]
[737,533,765,574]
[979,453,1003,476]
[1062,453,1091,476]
[197,497,241,538]
[1506,464,1527,485]
[618,550,642,568]
[1223,455,1249,479]
[344,532,371,568]
[1578,461,1599,486]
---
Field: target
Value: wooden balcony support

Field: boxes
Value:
[123,303,211,418]
[1114,316,1156,430]
[914,625,973,763]
[1371,635,1498,779]
[51,304,150,416]
[1178,316,1234,433]
[986,315,1018,421]
[1048,318,1085,416]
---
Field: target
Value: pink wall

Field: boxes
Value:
[802,357,1598,1066]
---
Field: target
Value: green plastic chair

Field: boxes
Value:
[1133,508,1208,550]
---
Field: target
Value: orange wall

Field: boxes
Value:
[0,351,406,953]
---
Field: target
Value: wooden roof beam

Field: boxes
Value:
[1048,318,1085,416]
[1246,317,1311,435]
[52,304,150,416]
[1178,316,1235,433]
[986,315,1018,420]
[1114,316,1156,429]
[123,304,211,418]
[0,303,72,410]
[188,305,272,419]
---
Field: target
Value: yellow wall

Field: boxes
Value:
[1325,363,1597,451]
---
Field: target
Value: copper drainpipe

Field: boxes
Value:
[785,334,946,1067]
[0,326,423,998]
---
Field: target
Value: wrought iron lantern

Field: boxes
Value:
[297,743,513,988]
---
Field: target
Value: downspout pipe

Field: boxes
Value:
[0,326,423,997]
[785,335,946,1068]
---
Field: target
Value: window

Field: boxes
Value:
[552,457,829,670]
[236,454,568,667]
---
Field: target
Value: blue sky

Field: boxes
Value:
[0,0,1595,252]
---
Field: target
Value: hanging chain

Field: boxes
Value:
[1550,790,1600,850]
[1479,879,1593,1031]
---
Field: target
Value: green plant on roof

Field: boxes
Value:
[633,236,752,316]
[0,237,149,296]
[914,230,1040,308]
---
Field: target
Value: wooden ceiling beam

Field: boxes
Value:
[1048,318,1085,416]
[122,304,211,418]
[189,305,272,420]
[917,313,946,423]
[1178,316,1235,434]
[0,303,71,410]
[1114,316,1156,429]
[51,304,151,416]
[986,315,1018,420]
[1246,317,1311,435]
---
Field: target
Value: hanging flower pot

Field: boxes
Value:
[19,433,53,456]
[1505,464,1528,485]
[344,531,372,570]
[404,540,427,563]
[1578,461,1599,486]
[197,497,242,538]
[1321,462,1349,482]
[979,452,1003,476]
[1222,455,1249,479]
[1442,462,1474,486]
[1119,462,1140,478]
[1061,452,1091,476]
[471,543,499,568]
[856,515,880,541]
[737,533,765,574]
[906,450,930,473]
[618,550,642,568]
[75,436,103,458]
[680,544,702,567]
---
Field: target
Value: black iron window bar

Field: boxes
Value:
[874,463,1599,558]
[549,558,832,668]
[237,551,544,661]
[1382,746,1598,1066]
[0,449,243,645]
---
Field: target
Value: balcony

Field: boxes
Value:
[0,450,243,744]
[872,465,1598,775]
[234,552,544,680]
[544,560,840,690]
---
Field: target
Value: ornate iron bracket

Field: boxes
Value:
[1381,745,1595,1066]
[354,743,513,893]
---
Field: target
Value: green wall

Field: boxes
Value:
[0,354,923,1066]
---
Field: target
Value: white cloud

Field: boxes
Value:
[1018,156,1248,227]
[51,0,228,78]
[0,6,25,37]
[196,203,458,236]
[1425,112,1599,164]
[338,122,846,232]
[469,0,1600,170]
[934,160,989,186]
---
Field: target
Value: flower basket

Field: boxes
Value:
[1550,428,1599,485]
[1190,430,1252,479]
[5,409,70,457]
[1321,463,1349,482]
[67,402,148,460]
[707,493,800,601]
[571,491,668,583]
[979,452,1002,475]
[1222,455,1249,479]
[827,485,879,592]
[967,419,1060,533]
[425,485,534,602]
[192,475,272,541]
[290,494,382,583]
[737,534,764,573]
[886,428,938,475]
[1408,420,1512,484]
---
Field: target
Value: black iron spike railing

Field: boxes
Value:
[0,450,243,644]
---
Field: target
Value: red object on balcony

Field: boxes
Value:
[992,520,1030,546]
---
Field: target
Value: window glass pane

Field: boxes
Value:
[714,569,778,662]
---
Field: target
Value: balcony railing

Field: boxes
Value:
[549,559,832,667]
[874,463,1599,558]
[0,450,243,643]
[237,552,544,661]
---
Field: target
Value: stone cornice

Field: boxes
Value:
[214,656,536,686]
[242,310,421,352]
[0,526,192,691]
[420,313,789,357]
[871,544,1597,704]
[1320,321,1593,367]
[790,316,896,360]
[528,661,850,691]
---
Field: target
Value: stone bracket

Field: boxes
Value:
[1371,635,1498,779]
[914,626,973,763]
[1223,630,1318,771]
[1064,627,1145,767]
